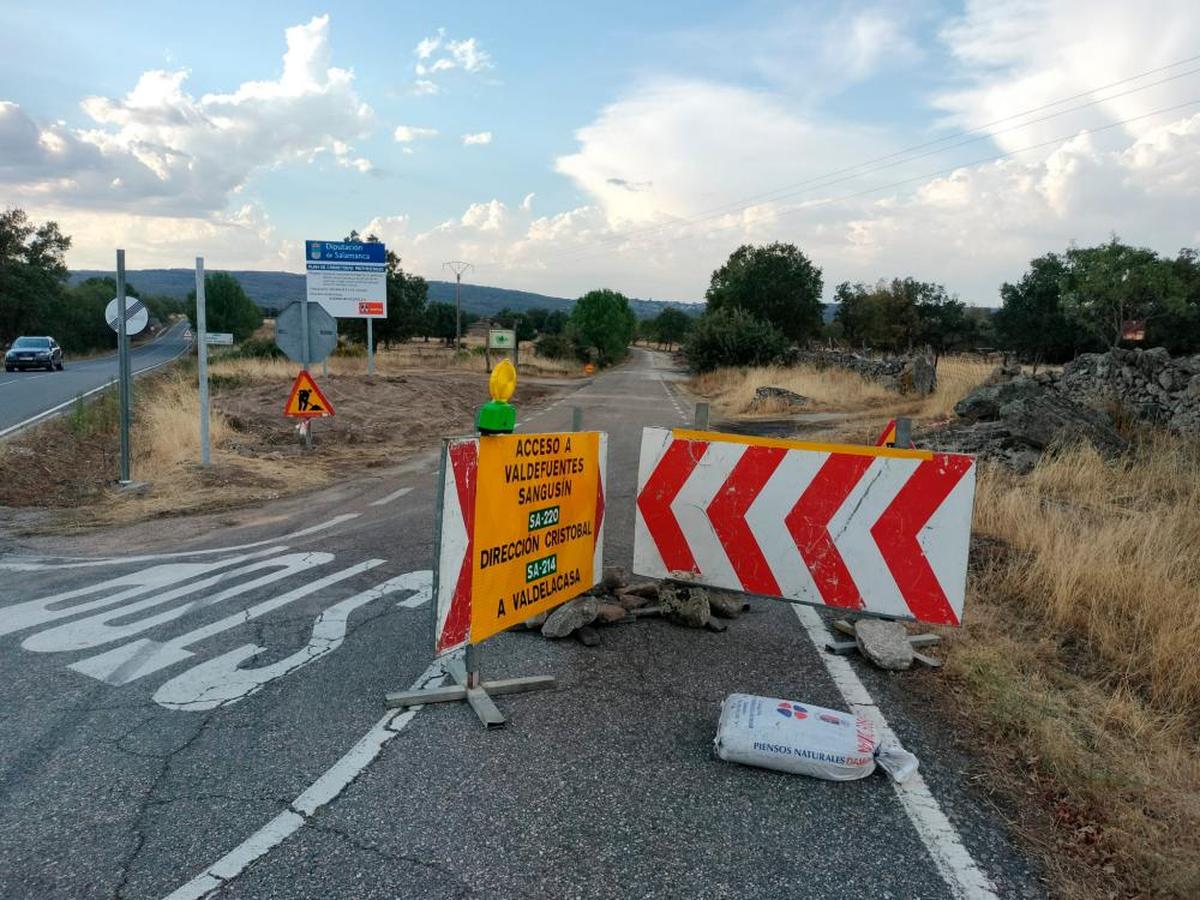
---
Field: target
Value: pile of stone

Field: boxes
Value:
[1057,347,1200,434]
[925,368,1127,473]
[792,349,937,396]
[523,568,750,645]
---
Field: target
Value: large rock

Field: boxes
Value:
[1057,347,1200,435]
[855,619,913,670]
[898,355,936,396]
[954,376,1043,421]
[541,595,600,638]
[708,591,749,619]
[751,386,808,410]
[659,583,711,628]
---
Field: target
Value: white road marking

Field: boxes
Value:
[369,486,412,507]
[153,570,432,710]
[791,604,998,900]
[24,552,332,653]
[0,514,360,570]
[162,657,448,900]
[0,549,284,636]
[71,559,385,687]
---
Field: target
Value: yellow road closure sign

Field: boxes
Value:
[470,431,602,644]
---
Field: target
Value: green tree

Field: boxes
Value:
[1061,238,1181,349]
[1146,249,1200,354]
[0,208,71,345]
[705,242,824,343]
[568,288,637,366]
[683,306,791,373]
[651,307,692,349]
[186,272,262,342]
[994,253,1082,365]
[422,302,476,345]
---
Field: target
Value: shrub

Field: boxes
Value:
[683,307,792,373]
[535,333,576,361]
[223,337,285,360]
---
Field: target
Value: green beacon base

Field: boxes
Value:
[476,400,516,434]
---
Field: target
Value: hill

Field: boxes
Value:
[68,269,701,320]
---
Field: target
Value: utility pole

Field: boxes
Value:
[443,260,472,349]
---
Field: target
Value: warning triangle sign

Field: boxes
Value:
[284,370,335,418]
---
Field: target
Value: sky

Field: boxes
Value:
[1,0,1198,305]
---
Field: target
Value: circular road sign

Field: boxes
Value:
[105,297,149,335]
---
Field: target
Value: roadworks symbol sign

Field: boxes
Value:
[284,371,335,418]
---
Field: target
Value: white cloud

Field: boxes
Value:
[521,192,535,212]
[393,125,438,142]
[462,131,493,146]
[0,15,373,214]
[411,29,493,93]
[936,0,1200,152]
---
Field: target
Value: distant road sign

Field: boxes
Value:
[105,298,149,335]
[488,329,516,349]
[283,370,335,418]
[305,239,387,319]
[204,332,234,346]
[275,301,338,365]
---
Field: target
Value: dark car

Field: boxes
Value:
[4,336,64,372]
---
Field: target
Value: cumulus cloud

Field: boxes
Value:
[394,125,438,142]
[936,0,1200,150]
[0,15,373,214]
[462,131,493,146]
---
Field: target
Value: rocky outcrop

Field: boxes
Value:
[793,350,938,396]
[926,373,1127,472]
[750,386,808,411]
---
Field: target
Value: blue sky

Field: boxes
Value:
[2,1,1198,303]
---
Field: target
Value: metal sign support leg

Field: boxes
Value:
[385,646,555,729]
[367,317,375,375]
[115,249,132,484]
[195,257,211,467]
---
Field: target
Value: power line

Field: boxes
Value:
[550,96,1200,266]
[530,55,1200,265]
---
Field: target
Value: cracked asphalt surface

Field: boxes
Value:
[0,348,1046,899]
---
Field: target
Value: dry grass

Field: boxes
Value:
[209,341,580,381]
[134,376,233,480]
[940,435,1200,898]
[690,364,896,415]
[689,355,994,423]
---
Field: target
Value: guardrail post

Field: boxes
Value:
[694,402,710,430]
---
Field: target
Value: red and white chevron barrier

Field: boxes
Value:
[633,428,976,626]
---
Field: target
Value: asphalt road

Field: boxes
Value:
[0,320,192,437]
[0,348,1046,899]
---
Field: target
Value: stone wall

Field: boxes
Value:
[1057,347,1200,433]
[793,350,937,396]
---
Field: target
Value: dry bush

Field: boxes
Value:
[945,435,1200,897]
[911,357,994,420]
[134,376,232,479]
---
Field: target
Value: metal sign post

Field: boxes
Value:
[195,257,211,467]
[115,250,131,484]
[367,317,375,375]
[299,291,312,451]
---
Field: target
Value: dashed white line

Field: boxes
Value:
[791,604,998,900]
[369,486,413,507]
[162,657,448,900]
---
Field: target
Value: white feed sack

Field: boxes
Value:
[714,694,918,783]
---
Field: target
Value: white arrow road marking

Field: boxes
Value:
[23,553,333,653]
[369,486,412,507]
[70,559,385,686]
[791,604,998,900]
[0,549,284,637]
[0,514,359,570]
[162,657,449,900]
[154,571,433,710]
